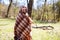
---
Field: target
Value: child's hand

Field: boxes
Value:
[29,17,34,24]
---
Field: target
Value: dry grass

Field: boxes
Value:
[0,18,60,40]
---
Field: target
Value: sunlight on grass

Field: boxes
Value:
[32,28,60,40]
[0,18,60,40]
[0,18,15,40]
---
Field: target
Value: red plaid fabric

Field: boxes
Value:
[14,13,32,40]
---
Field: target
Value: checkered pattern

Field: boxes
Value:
[14,13,32,40]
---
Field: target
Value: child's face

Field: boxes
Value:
[22,8,27,13]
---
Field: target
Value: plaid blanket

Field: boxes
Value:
[14,13,32,40]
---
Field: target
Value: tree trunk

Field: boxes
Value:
[42,0,47,21]
[5,0,12,18]
[53,0,56,22]
[28,0,33,17]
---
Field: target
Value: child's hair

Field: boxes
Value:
[19,6,28,13]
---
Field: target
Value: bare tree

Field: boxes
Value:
[53,0,56,22]
[56,0,60,21]
[28,0,34,17]
[5,0,12,18]
[42,0,47,21]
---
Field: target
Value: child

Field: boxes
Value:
[14,6,32,40]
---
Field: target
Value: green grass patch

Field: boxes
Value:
[0,18,60,40]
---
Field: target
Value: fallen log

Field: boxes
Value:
[32,26,54,30]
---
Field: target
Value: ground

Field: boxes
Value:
[0,18,60,40]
